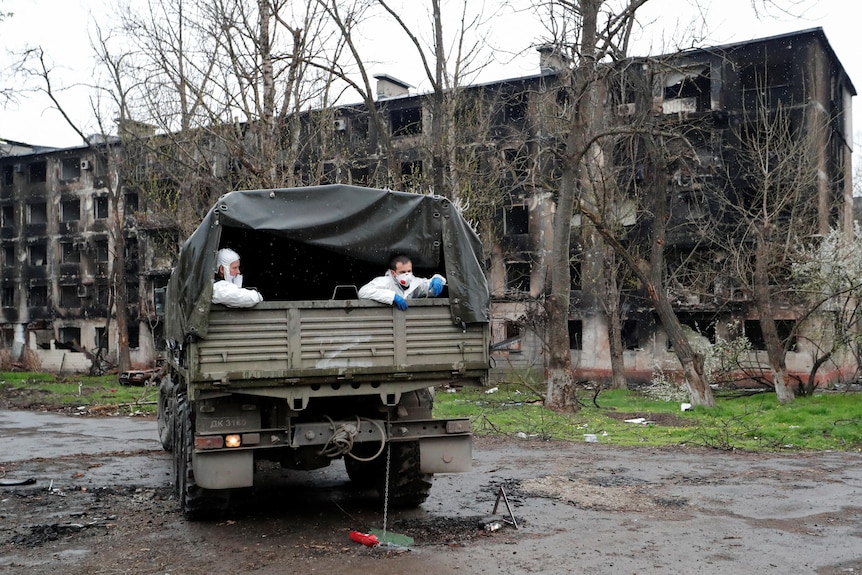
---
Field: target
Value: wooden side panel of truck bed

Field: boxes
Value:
[188,299,489,385]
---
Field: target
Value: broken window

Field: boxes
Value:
[93,282,109,307]
[61,198,81,222]
[491,319,522,354]
[570,258,582,289]
[28,203,47,225]
[350,115,369,143]
[1,165,12,186]
[501,146,532,190]
[28,285,48,306]
[95,326,108,350]
[504,320,522,352]
[400,161,423,189]
[29,161,47,183]
[2,243,13,266]
[94,239,109,262]
[94,196,109,220]
[676,312,717,343]
[127,322,139,349]
[506,261,530,293]
[60,285,79,308]
[124,191,138,213]
[621,319,641,350]
[739,59,793,109]
[349,165,371,186]
[1,286,13,307]
[0,205,12,227]
[61,158,81,181]
[741,320,764,350]
[504,205,529,235]
[60,241,80,264]
[58,326,81,346]
[742,319,796,352]
[662,65,710,113]
[29,243,47,266]
[127,281,139,303]
[390,107,422,137]
[568,320,582,350]
[504,91,528,124]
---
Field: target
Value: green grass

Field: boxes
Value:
[2,372,859,451]
[434,383,862,452]
[0,372,158,415]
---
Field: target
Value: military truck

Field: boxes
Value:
[158,185,490,519]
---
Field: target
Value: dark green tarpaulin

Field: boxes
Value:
[165,185,489,342]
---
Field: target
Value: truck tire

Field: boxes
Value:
[157,375,175,452]
[174,394,230,520]
[344,444,385,488]
[379,441,432,508]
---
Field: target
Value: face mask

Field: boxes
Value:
[223,265,243,288]
[395,272,413,289]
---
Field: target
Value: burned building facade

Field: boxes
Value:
[0,28,855,386]
[0,142,171,371]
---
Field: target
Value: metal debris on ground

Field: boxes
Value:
[491,485,519,529]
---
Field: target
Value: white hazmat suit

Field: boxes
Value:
[212,248,263,308]
[358,269,445,307]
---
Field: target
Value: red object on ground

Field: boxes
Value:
[349,531,379,547]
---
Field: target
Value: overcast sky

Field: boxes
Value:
[0,0,857,153]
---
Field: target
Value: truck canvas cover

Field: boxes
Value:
[165,185,489,342]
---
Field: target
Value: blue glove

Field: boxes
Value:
[393,294,408,311]
[430,277,444,296]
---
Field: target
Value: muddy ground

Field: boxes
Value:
[1,407,861,575]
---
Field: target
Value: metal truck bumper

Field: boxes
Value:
[193,450,253,489]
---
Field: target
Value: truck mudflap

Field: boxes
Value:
[193,451,253,490]
[418,435,472,473]
[190,417,472,488]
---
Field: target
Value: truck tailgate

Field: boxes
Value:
[191,299,488,384]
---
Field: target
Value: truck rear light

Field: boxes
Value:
[225,434,242,448]
[195,436,224,449]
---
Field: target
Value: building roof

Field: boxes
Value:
[0,138,59,158]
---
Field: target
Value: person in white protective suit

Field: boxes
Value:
[358,254,446,311]
[212,248,263,308]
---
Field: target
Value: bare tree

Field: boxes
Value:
[707,83,829,403]
[114,0,343,235]
[22,40,135,372]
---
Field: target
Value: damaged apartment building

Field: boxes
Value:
[0,27,855,386]
[0,140,174,371]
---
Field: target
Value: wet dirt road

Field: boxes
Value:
[1,409,861,575]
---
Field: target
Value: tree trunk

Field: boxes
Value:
[754,235,796,403]
[604,248,627,389]
[111,170,131,373]
[646,162,714,407]
[545,129,578,410]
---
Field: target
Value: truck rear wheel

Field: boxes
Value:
[379,441,432,508]
[174,394,230,520]
[157,374,175,451]
[344,443,385,488]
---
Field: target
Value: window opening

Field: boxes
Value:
[390,107,422,137]
[28,203,48,225]
[506,261,530,293]
[61,199,81,222]
[29,161,47,183]
[95,196,109,219]
[29,243,47,266]
[61,158,81,181]
[568,320,582,350]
